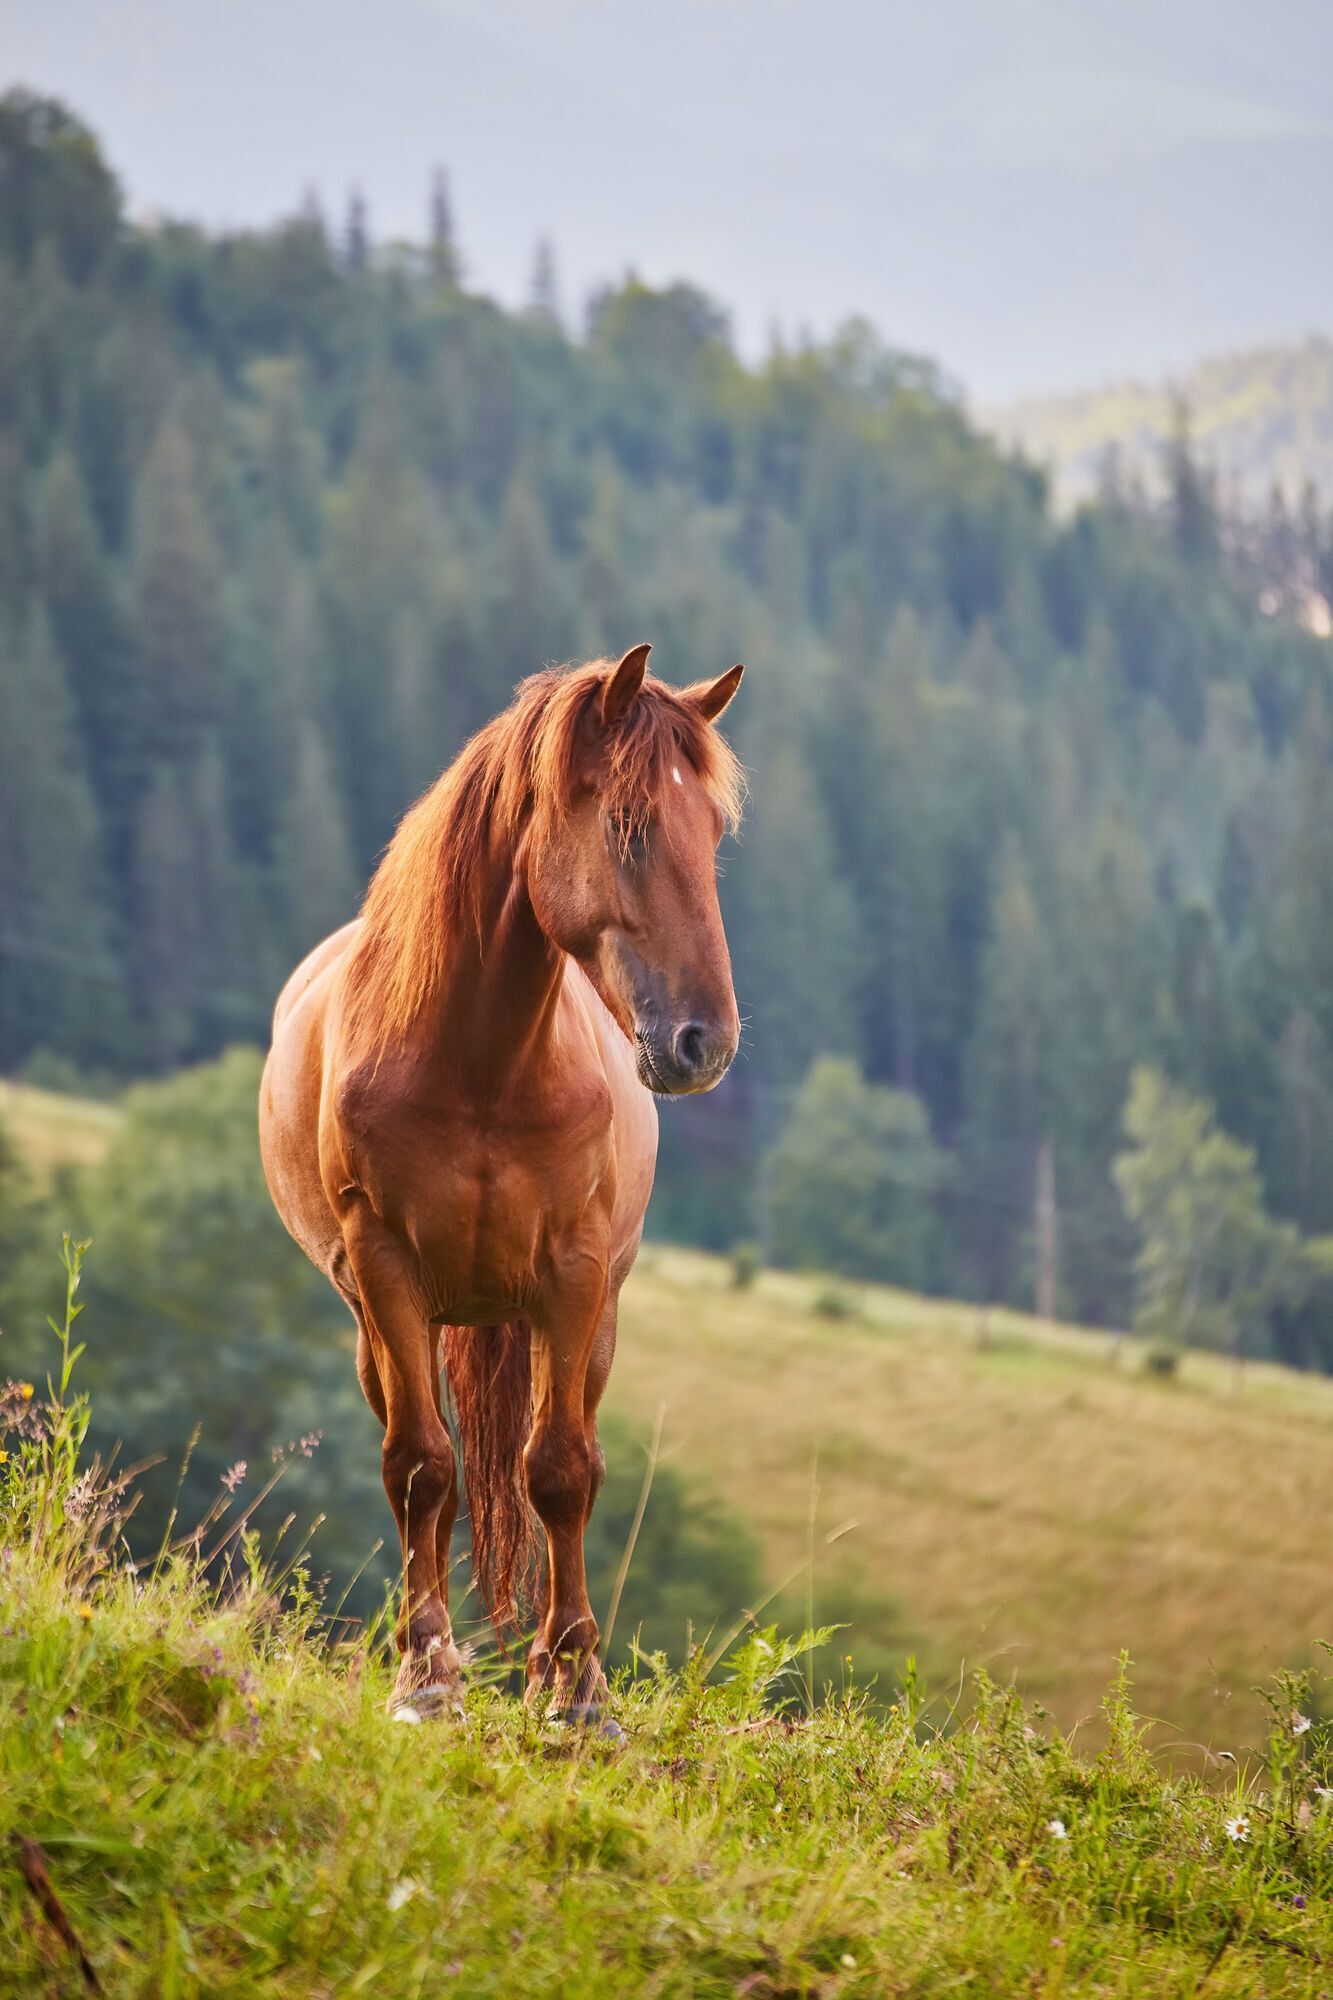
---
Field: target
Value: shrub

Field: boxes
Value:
[729,1241,761,1289]
[1142,1339,1181,1380]
[763,1057,948,1289]
[812,1284,856,1321]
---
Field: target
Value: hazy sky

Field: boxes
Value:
[6,0,1332,399]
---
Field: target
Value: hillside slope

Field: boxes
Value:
[4,1083,1330,1756]
[3,1384,1332,1998]
[0,1080,121,1182]
[985,335,1333,506]
[609,1252,1333,1749]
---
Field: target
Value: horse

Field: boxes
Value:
[259,644,746,1726]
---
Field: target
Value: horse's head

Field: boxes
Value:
[528,644,746,1095]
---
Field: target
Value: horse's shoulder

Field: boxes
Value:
[272,920,362,1035]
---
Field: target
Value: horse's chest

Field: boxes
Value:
[393,1102,611,1313]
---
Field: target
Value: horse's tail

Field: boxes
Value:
[441,1320,539,1634]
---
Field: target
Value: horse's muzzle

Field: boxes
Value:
[635,1020,737,1096]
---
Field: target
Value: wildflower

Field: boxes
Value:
[1224,1816,1249,1843]
[19,1383,33,1402]
[1293,1894,1308,1910]
[840,1954,857,1969]
[1292,1712,1312,1737]
[78,1606,93,1623]
[387,1876,423,1912]
[1315,1785,1333,1800]
[1046,1818,1068,1839]
[222,1460,247,1495]
[0,1450,7,1466]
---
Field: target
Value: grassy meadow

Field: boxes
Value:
[6,1085,1332,1754]
[610,1251,1333,1755]
[6,1098,1333,1992]
[4,1262,1333,2000]
[0,1081,121,1182]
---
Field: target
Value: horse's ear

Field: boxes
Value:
[601,643,652,726]
[688,663,745,724]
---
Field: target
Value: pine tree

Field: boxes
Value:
[428,168,458,285]
[128,747,257,1068]
[0,610,121,1064]
[130,408,224,764]
[0,428,30,609]
[323,383,439,858]
[729,722,863,1105]
[959,840,1053,1302]
[36,445,136,842]
[272,723,359,958]
[492,469,562,687]
[577,460,630,655]
[1165,396,1218,568]
[527,237,562,329]
[344,188,369,274]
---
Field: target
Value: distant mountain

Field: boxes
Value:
[983,336,1333,507]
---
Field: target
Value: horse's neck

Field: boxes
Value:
[432,844,565,1087]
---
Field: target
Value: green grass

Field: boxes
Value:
[0,1080,121,1183]
[6,1248,1333,1996]
[610,1251,1333,1750]
[7,1082,1333,1757]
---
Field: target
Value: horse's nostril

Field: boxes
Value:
[675,1022,708,1074]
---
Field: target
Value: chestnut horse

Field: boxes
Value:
[259,645,745,1725]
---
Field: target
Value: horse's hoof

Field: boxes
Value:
[388,1681,465,1724]
[558,1703,625,1742]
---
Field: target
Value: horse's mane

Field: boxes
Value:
[342,659,744,1047]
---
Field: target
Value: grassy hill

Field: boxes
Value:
[7,1082,1332,1758]
[8,1093,1333,1990]
[0,1080,121,1182]
[608,1253,1333,1756]
[984,334,1333,508]
[4,1342,1333,1998]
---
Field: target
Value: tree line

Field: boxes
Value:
[5,89,1333,1362]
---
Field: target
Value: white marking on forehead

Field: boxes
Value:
[672,765,683,785]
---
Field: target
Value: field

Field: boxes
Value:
[4,1356,1333,1999]
[0,1081,122,1181]
[6,1097,1333,1993]
[8,1086,1332,1755]
[610,1252,1333,1754]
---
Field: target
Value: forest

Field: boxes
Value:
[6,87,1333,1362]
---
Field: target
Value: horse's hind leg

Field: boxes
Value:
[426,1326,463,1630]
[341,1201,463,1716]
[355,1319,388,1425]
[335,1280,390,1428]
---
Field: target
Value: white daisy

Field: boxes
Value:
[1046,1818,1068,1839]
[1224,1816,1250,1843]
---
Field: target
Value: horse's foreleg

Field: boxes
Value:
[342,1204,463,1716]
[523,1300,609,1720]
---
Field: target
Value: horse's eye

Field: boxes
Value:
[608,809,650,862]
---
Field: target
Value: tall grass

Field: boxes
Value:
[4,1249,1333,1994]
